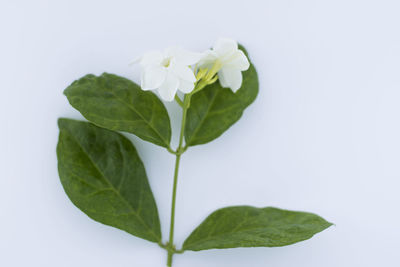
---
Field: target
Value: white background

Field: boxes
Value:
[1,0,400,266]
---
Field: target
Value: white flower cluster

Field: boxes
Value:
[135,38,250,101]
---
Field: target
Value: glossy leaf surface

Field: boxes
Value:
[183,206,332,251]
[57,118,161,243]
[185,45,259,146]
[64,73,171,147]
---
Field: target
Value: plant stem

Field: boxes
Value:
[174,95,184,108]
[167,153,181,266]
[167,95,190,267]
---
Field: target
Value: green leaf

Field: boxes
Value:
[64,73,171,148]
[185,45,259,146]
[182,206,332,251]
[57,118,161,243]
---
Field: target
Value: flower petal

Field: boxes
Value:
[166,47,202,65]
[169,63,196,82]
[219,67,243,92]
[213,38,238,57]
[141,66,166,90]
[178,79,195,94]
[225,50,250,71]
[198,50,218,69]
[140,50,164,67]
[157,72,179,101]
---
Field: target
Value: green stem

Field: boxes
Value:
[174,95,184,108]
[167,95,190,267]
[167,154,181,266]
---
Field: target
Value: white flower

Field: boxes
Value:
[199,38,250,92]
[137,47,201,101]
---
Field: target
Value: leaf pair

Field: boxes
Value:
[63,46,258,149]
[58,119,331,250]
[57,119,330,251]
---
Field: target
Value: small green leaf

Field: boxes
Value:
[57,118,161,243]
[183,206,332,251]
[185,45,259,146]
[64,73,171,148]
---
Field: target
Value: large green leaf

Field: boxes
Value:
[183,206,332,251]
[184,45,259,146]
[64,73,171,148]
[57,118,161,243]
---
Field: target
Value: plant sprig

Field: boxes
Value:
[57,39,332,267]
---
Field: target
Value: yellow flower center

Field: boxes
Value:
[162,57,172,68]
